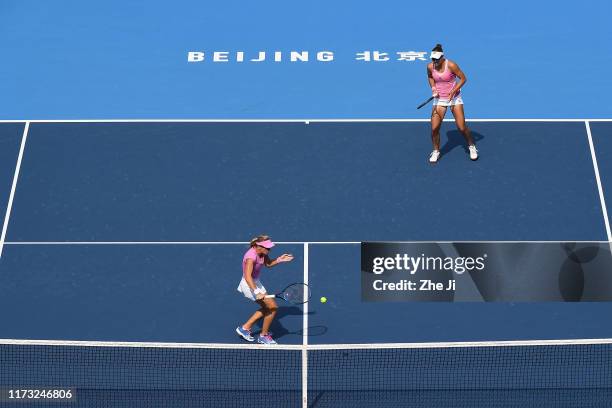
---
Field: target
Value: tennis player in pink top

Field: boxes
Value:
[427,44,478,163]
[236,235,294,344]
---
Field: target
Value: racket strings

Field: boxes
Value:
[282,284,310,304]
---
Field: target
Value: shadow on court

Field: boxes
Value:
[251,306,327,340]
[440,130,485,156]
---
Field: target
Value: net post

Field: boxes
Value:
[302,242,309,408]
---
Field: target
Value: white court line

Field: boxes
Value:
[359,240,611,243]
[585,121,612,241]
[2,241,609,245]
[1,241,361,245]
[0,122,30,260]
[0,119,610,123]
[0,338,302,350]
[1,337,611,350]
[302,243,309,408]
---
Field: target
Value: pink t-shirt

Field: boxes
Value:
[243,247,265,280]
[431,60,460,99]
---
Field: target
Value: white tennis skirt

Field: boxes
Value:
[433,95,464,107]
[237,278,267,301]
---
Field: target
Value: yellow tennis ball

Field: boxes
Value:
[320,297,327,303]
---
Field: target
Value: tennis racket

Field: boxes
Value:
[265,283,311,304]
[417,96,435,109]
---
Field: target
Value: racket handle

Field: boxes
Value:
[417,96,435,109]
[264,294,275,298]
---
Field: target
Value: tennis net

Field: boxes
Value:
[1,338,611,407]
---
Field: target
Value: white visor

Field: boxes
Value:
[430,51,444,60]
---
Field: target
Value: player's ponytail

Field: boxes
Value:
[432,44,443,52]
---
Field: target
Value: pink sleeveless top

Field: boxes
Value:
[243,247,265,279]
[431,60,459,99]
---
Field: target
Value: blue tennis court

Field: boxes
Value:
[0,119,611,408]
[1,1,612,407]
[0,120,610,344]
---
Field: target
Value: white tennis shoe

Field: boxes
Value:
[236,326,255,342]
[469,145,478,161]
[429,150,441,163]
[258,334,277,345]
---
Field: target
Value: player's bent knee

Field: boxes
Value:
[263,301,278,312]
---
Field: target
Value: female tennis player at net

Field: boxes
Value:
[427,44,478,163]
[236,235,294,344]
